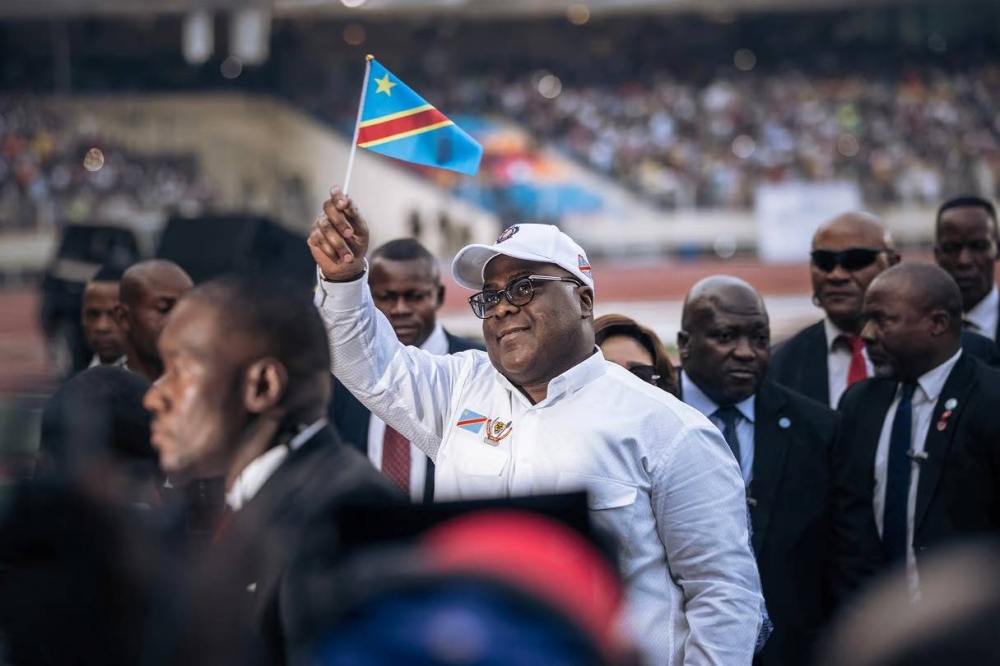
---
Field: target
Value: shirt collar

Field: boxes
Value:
[421,323,449,355]
[823,317,857,353]
[913,349,963,404]
[497,347,606,408]
[681,371,756,423]
[225,418,328,511]
[964,284,999,333]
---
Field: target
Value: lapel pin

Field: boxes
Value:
[778,417,791,429]
[945,398,958,410]
[936,400,957,432]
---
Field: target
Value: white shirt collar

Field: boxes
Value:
[964,284,999,335]
[681,371,755,423]
[496,347,607,408]
[913,349,963,404]
[421,322,449,355]
[225,418,328,511]
[822,317,857,353]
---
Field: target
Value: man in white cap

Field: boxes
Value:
[309,187,763,665]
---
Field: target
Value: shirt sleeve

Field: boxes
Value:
[314,269,478,462]
[651,422,764,665]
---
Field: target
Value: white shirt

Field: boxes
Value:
[226,419,328,511]
[315,272,763,666]
[365,323,448,502]
[681,371,755,488]
[873,349,962,599]
[88,354,127,369]
[963,284,999,341]
[824,317,874,408]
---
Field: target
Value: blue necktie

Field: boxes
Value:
[883,381,917,563]
[714,405,742,466]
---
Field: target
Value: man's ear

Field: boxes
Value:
[887,251,902,267]
[928,309,952,337]
[243,358,288,415]
[578,286,594,319]
[677,330,691,361]
[435,283,446,311]
[114,303,130,333]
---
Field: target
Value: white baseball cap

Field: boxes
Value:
[451,224,595,293]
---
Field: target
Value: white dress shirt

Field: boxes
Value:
[365,323,448,502]
[681,371,755,488]
[824,317,874,408]
[873,349,962,599]
[963,284,998,341]
[88,354,127,369]
[226,419,328,511]
[315,271,763,666]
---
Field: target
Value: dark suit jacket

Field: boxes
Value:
[837,353,1000,576]
[189,426,403,666]
[328,330,484,503]
[678,379,880,666]
[769,320,1000,406]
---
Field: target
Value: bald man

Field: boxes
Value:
[839,263,1000,597]
[116,260,194,382]
[677,276,881,666]
[770,212,998,407]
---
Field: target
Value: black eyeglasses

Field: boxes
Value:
[628,364,661,385]
[810,248,889,273]
[468,274,584,319]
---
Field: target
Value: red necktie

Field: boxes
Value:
[843,335,868,386]
[382,425,410,495]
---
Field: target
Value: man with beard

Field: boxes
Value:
[839,263,1000,598]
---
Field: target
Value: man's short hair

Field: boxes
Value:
[187,275,331,387]
[371,238,438,267]
[936,196,999,239]
[91,264,124,284]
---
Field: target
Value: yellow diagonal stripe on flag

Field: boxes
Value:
[358,120,454,148]
[358,104,434,129]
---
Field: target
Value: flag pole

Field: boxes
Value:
[343,54,374,195]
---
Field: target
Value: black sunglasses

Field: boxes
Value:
[468,274,583,319]
[628,364,661,385]
[810,248,889,273]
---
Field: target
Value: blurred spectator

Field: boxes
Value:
[81,264,127,370]
[594,313,678,396]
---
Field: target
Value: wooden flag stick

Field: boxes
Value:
[343,54,374,195]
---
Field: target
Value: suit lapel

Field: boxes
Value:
[749,382,792,553]
[914,355,977,532]
[805,322,831,406]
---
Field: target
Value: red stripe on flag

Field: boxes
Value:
[457,417,488,427]
[358,107,450,146]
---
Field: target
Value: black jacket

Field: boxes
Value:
[769,320,1000,406]
[328,330,484,502]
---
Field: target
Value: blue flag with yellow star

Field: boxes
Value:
[355,58,483,177]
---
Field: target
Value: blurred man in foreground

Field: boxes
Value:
[81,265,126,370]
[933,196,999,341]
[117,259,193,382]
[677,276,880,666]
[838,263,1000,598]
[144,275,400,664]
[309,187,763,665]
[330,238,483,503]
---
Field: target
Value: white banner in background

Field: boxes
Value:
[755,181,863,263]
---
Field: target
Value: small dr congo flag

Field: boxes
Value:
[355,58,483,177]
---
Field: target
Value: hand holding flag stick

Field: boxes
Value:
[308,186,370,281]
[342,55,483,194]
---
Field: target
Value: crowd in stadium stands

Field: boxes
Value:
[0,100,209,231]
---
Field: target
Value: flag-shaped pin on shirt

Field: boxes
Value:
[456,409,489,434]
[356,58,483,176]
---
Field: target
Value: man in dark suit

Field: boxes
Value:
[770,212,998,407]
[677,276,882,666]
[143,275,402,665]
[329,238,483,503]
[839,262,1000,598]
[934,195,1000,342]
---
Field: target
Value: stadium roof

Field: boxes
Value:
[0,0,946,20]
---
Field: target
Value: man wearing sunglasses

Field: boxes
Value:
[771,212,999,408]
[309,187,764,666]
[933,196,1000,342]
[677,276,882,666]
